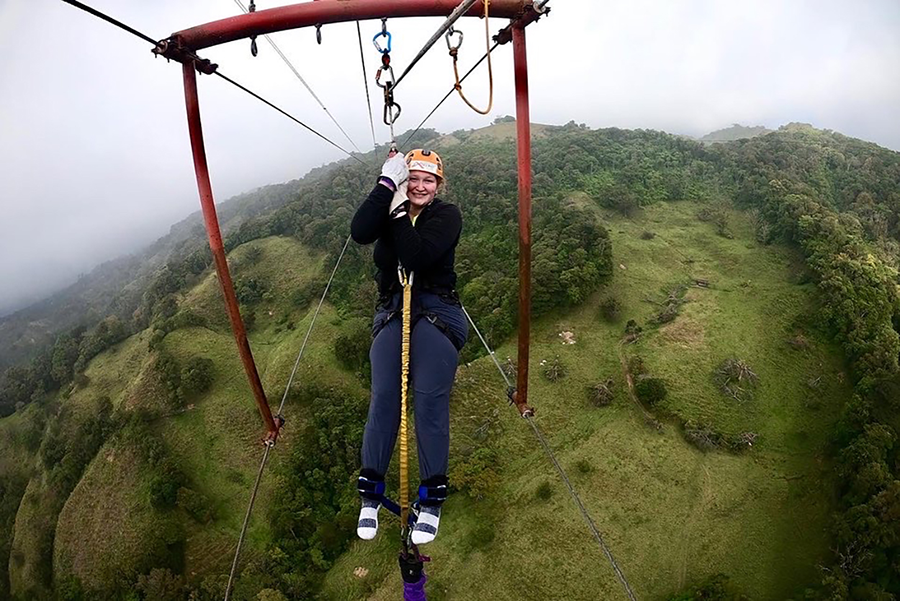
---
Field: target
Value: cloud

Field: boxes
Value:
[1,0,898,313]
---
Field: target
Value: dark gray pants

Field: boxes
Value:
[361,292,467,481]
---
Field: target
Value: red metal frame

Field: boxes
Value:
[182,62,279,440]
[512,24,533,415]
[172,0,530,51]
[175,0,545,436]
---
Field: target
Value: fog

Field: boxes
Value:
[1,0,898,316]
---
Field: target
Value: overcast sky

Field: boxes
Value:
[1,0,899,316]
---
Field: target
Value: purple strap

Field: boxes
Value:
[403,573,427,601]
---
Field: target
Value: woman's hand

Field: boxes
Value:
[389,182,409,220]
[380,153,408,189]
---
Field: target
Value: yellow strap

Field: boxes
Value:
[451,0,493,115]
[399,269,413,532]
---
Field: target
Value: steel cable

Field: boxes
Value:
[61,0,157,44]
[393,0,480,89]
[231,0,365,156]
[462,306,638,601]
[224,233,354,600]
[357,21,379,152]
[214,71,366,165]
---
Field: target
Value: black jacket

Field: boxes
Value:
[351,184,462,298]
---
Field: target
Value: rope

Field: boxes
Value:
[224,234,353,600]
[393,0,480,89]
[450,0,494,114]
[402,41,499,149]
[461,306,638,601]
[231,0,365,156]
[213,72,366,166]
[357,21,378,151]
[61,0,157,45]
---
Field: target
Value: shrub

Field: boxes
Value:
[575,459,593,474]
[588,378,614,406]
[180,357,214,399]
[535,481,553,501]
[148,465,183,509]
[177,487,214,523]
[683,421,724,452]
[540,356,567,382]
[624,319,642,340]
[714,358,758,403]
[635,376,667,406]
[667,573,747,600]
[640,231,656,240]
[599,297,621,322]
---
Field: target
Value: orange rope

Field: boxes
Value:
[450,0,493,114]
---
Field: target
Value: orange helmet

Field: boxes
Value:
[405,149,444,180]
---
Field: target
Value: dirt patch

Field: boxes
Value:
[658,316,705,349]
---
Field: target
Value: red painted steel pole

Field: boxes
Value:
[172,0,528,50]
[182,61,279,439]
[512,24,533,416]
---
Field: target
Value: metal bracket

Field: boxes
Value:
[153,37,218,74]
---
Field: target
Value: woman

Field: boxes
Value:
[350,149,468,545]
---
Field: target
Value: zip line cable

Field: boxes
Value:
[214,72,366,165]
[225,233,353,600]
[357,21,379,151]
[393,0,480,89]
[275,233,352,416]
[231,0,365,156]
[61,0,157,44]
[461,307,638,601]
[402,41,499,148]
[60,0,366,167]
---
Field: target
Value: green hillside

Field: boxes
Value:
[1,122,899,600]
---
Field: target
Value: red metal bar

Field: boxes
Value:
[512,24,533,416]
[173,0,529,50]
[182,62,279,439]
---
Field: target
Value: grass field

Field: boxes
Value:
[4,208,848,598]
[319,200,846,600]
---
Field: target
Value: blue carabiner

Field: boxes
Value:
[373,30,392,54]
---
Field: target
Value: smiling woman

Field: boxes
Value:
[350,148,466,547]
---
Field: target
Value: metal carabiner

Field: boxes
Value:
[373,30,392,54]
[384,101,402,126]
[375,64,395,89]
[445,26,463,52]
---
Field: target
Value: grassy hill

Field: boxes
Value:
[319,200,847,601]
[1,121,898,599]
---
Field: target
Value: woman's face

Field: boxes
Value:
[407,170,439,210]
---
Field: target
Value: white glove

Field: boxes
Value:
[380,153,408,188]
[389,181,409,219]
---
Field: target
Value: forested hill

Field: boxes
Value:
[698,123,771,143]
[1,121,899,599]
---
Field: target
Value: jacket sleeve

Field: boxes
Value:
[389,203,462,272]
[351,184,393,245]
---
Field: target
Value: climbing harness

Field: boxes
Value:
[447,0,494,114]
